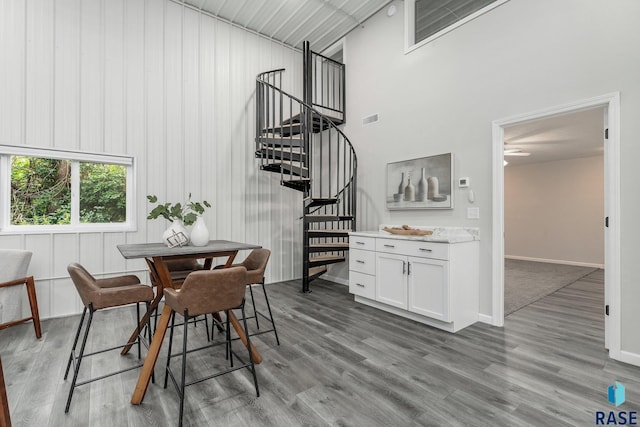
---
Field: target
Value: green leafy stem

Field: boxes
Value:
[147,194,211,226]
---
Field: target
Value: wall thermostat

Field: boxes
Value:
[458,177,470,187]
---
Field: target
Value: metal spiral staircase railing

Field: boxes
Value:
[255,42,357,292]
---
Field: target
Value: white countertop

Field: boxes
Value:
[350,225,479,243]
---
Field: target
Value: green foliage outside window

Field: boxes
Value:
[11,156,71,225]
[10,156,127,225]
[80,163,126,223]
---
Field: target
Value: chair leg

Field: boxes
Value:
[261,280,280,345]
[65,305,94,413]
[178,310,188,427]
[136,303,142,359]
[64,307,87,380]
[248,285,259,330]
[241,303,259,397]
[164,311,177,389]
[204,315,210,342]
[25,276,42,339]
[226,310,233,367]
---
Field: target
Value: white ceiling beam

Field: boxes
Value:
[314,0,394,51]
[291,0,349,47]
[256,0,289,34]
[281,2,327,44]
[269,1,311,39]
[229,0,251,23]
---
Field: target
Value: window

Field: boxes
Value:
[405,0,509,53]
[0,145,135,233]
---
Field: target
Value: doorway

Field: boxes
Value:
[503,107,604,316]
[491,93,621,359]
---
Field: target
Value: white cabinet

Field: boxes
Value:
[375,253,407,309]
[407,256,449,321]
[348,231,479,333]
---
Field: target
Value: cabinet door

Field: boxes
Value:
[375,253,407,309]
[407,256,450,321]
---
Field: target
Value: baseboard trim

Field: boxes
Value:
[478,313,494,325]
[616,350,640,367]
[322,274,348,286]
[505,255,604,269]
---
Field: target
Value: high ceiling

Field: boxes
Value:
[503,106,606,166]
[179,0,393,52]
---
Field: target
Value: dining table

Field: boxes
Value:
[117,239,261,405]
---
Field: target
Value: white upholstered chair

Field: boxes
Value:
[0,249,42,338]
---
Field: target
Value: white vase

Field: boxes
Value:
[404,177,415,202]
[397,172,405,195]
[162,220,189,247]
[189,216,210,247]
[427,176,439,200]
[416,167,428,201]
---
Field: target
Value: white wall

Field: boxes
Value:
[0,0,304,319]
[504,156,604,267]
[343,0,640,354]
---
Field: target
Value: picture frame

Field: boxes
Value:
[386,153,454,210]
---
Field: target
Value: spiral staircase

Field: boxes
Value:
[255,42,357,292]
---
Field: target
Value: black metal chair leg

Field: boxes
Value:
[227,310,233,367]
[248,285,259,330]
[179,310,189,427]
[204,315,210,342]
[261,280,280,345]
[136,303,142,359]
[65,305,94,413]
[64,307,87,380]
[164,311,177,389]
[241,303,259,397]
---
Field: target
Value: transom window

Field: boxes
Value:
[405,0,509,53]
[0,145,135,233]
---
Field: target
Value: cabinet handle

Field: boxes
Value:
[384,244,395,248]
[356,241,365,245]
[402,261,406,275]
[419,248,433,252]
[355,283,365,287]
[407,262,411,275]
[356,260,365,264]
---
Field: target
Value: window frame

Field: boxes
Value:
[0,145,136,234]
[404,0,510,54]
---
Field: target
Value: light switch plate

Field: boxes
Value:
[467,207,479,219]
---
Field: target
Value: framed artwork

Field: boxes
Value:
[386,153,454,210]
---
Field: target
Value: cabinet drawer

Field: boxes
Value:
[349,236,376,251]
[376,238,449,260]
[349,249,376,275]
[349,271,375,299]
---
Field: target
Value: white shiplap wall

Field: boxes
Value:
[0,0,304,319]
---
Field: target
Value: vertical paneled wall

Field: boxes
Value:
[0,0,303,319]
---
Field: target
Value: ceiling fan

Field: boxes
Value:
[504,148,531,157]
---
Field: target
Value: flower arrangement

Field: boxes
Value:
[146,194,211,226]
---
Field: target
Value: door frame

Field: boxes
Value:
[491,92,620,359]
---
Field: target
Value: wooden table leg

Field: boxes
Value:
[228,311,262,364]
[131,304,172,404]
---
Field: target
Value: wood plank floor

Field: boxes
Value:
[1,269,638,426]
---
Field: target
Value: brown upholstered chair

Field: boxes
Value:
[163,267,259,427]
[215,249,277,344]
[147,258,211,338]
[0,249,42,339]
[148,259,207,288]
[64,263,154,413]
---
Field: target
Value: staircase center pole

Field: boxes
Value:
[302,41,312,293]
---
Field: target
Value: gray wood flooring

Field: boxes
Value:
[2,269,638,426]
